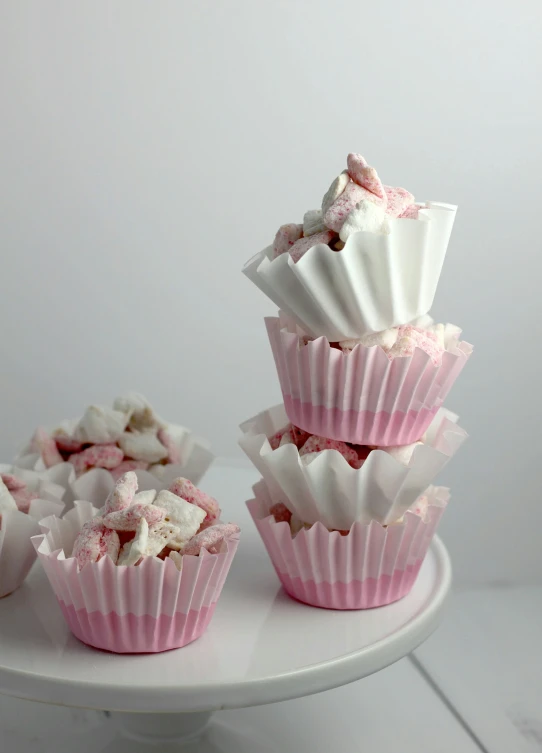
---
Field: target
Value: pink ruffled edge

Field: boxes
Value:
[266,316,472,446]
[247,480,447,610]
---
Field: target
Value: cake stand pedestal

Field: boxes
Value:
[0,478,451,751]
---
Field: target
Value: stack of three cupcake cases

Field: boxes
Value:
[240,153,472,610]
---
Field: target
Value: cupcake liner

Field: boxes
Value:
[243,203,457,340]
[247,479,448,609]
[16,421,214,508]
[0,497,65,598]
[33,502,240,653]
[0,463,67,505]
[239,404,466,530]
[266,314,472,445]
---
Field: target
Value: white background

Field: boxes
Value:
[1,1,541,585]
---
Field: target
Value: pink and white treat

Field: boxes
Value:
[0,470,64,598]
[34,473,240,653]
[248,479,448,609]
[244,152,457,340]
[16,393,214,506]
[267,313,472,446]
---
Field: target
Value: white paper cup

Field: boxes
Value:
[0,497,65,598]
[243,203,457,340]
[239,404,466,530]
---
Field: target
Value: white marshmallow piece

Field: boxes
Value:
[133,490,157,506]
[117,517,149,566]
[339,199,390,242]
[169,550,184,572]
[321,170,349,215]
[114,392,159,432]
[153,490,206,547]
[0,478,17,514]
[303,209,326,237]
[74,405,130,444]
[340,328,399,353]
[118,432,169,463]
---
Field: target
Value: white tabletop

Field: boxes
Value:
[0,461,451,713]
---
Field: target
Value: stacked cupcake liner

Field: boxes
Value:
[240,404,466,530]
[33,502,240,653]
[266,314,472,446]
[242,193,469,608]
[248,479,448,609]
[243,203,457,340]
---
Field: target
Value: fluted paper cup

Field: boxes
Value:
[266,314,472,445]
[243,203,457,340]
[0,464,67,505]
[240,404,466,530]
[33,502,240,653]
[0,497,64,598]
[248,479,448,609]
[16,419,214,508]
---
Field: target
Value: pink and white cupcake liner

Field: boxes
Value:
[16,419,214,508]
[248,479,448,610]
[266,314,472,446]
[0,497,65,598]
[240,404,466,530]
[33,502,239,653]
[243,203,457,340]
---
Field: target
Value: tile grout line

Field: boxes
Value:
[408,653,491,753]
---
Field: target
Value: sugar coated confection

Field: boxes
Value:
[272,152,420,263]
[0,473,38,518]
[71,473,239,571]
[27,393,198,477]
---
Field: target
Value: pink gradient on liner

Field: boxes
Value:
[276,563,422,610]
[266,316,471,446]
[59,600,216,653]
[283,397,438,447]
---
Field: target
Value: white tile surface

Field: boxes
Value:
[415,586,542,753]
[0,658,481,752]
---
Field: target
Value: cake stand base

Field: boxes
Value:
[114,711,214,745]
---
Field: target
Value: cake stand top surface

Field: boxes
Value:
[0,462,451,713]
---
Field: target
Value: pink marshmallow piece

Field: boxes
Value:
[32,427,64,468]
[72,519,120,569]
[54,434,84,455]
[11,488,38,514]
[299,435,362,469]
[0,473,27,492]
[110,459,150,481]
[273,223,304,258]
[398,203,421,219]
[168,477,221,528]
[388,325,445,366]
[346,153,386,202]
[103,502,165,531]
[289,229,336,263]
[68,444,124,476]
[183,523,240,556]
[103,471,138,515]
[384,185,415,218]
[157,427,182,465]
[270,502,292,524]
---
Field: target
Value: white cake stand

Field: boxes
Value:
[0,465,452,751]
